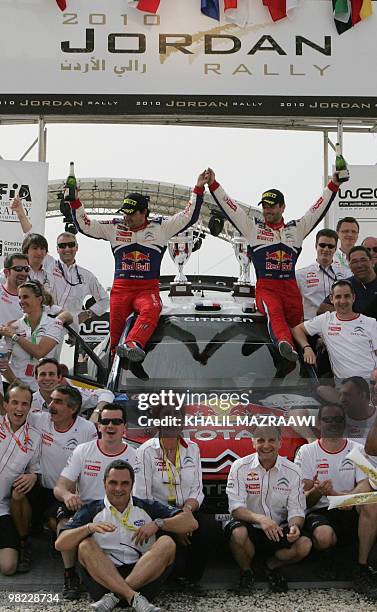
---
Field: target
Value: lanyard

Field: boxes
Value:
[25,315,42,363]
[57,261,83,287]
[160,439,180,505]
[2,416,30,453]
[109,504,137,531]
[318,265,337,283]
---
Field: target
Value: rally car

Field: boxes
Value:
[71,274,321,515]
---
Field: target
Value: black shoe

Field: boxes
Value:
[264,565,288,593]
[129,361,149,380]
[63,571,81,601]
[353,565,377,600]
[17,542,32,573]
[117,341,145,362]
[234,569,255,593]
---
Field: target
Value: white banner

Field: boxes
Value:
[327,448,377,509]
[0,0,376,118]
[0,160,48,269]
[328,165,377,240]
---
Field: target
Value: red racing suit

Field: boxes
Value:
[71,187,203,353]
[208,180,339,345]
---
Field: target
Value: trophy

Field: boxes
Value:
[168,230,194,296]
[232,236,255,298]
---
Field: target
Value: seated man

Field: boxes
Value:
[294,402,375,592]
[55,459,198,612]
[293,280,377,382]
[0,382,41,575]
[69,174,206,362]
[225,425,311,593]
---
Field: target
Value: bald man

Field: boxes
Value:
[362,237,377,266]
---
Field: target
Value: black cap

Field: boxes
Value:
[117,193,150,215]
[258,189,285,207]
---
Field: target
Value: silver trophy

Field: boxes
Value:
[168,230,194,295]
[232,236,255,297]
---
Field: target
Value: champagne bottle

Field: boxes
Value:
[64,161,77,201]
[335,143,350,183]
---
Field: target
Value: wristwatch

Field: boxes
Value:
[11,333,20,343]
[154,518,164,531]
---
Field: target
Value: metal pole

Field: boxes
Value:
[38,116,46,161]
[323,129,330,229]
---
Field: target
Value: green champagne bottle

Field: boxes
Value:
[335,143,349,183]
[64,161,77,201]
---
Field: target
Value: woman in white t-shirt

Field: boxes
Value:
[0,280,69,391]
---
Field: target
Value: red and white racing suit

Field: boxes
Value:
[209,180,339,346]
[71,187,203,353]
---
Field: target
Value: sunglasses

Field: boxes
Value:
[99,418,124,426]
[321,416,345,423]
[10,265,30,272]
[57,241,77,249]
[366,247,377,254]
[317,243,336,250]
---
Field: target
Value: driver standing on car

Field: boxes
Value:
[69,173,207,365]
[206,168,343,362]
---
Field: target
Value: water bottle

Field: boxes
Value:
[0,336,9,372]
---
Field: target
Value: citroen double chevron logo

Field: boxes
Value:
[341,458,354,469]
[277,477,290,487]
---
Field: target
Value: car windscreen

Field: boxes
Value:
[119,315,311,390]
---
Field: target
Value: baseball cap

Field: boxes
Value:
[117,193,150,215]
[258,189,285,207]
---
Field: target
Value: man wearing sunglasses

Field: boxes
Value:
[296,229,339,320]
[0,253,29,325]
[295,402,377,597]
[69,174,206,363]
[206,167,342,362]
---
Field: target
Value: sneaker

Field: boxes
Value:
[278,340,298,362]
[129,361,149,380]
[353,565,377,600]
[17,542,32,573]
[264,565,288,593]
[117,341,145,363]
[132,592,161,612]
[90,592,120,612]
[236,568,255,593]
[62,571,81,601]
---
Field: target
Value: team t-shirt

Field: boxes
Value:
[31,412,97,489]
[61,439,136,503]
[0,285,22,324]
[295,439,365,511]
[304,312,377,380]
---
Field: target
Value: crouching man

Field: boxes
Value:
[55,460,197,612]
[225,426,311,593]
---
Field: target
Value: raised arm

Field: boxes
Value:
[11,196,32,234]
[207,167,254,241]
[159,171,207,242]
[296,174,340,241]
[70,198,117,241]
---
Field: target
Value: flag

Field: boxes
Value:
[263,0,300,22]
[224,0,300,27]
[201,0,220,20]
[56,0,67,10]
[128,0,161,13]
[333,0,373,34]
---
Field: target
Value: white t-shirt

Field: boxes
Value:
[304,312,377,380]
[0,285,22,324]
[61,439,136,503]
[8,312,65,391]
[134,437,204,508]
[31,412,97,489]
[346,407,377,444]
[0,415,41,516]
[295,439,365,511]
[226,453,305,527]
[296,262,338,320]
